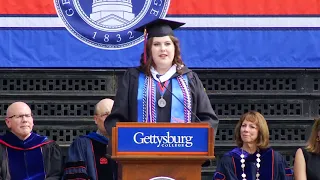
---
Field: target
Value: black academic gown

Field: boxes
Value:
[0,132,63,180]
[105,66,219,135]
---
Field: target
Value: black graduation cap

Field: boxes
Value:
[135,18,185,38]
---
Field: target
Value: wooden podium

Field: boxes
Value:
[111,122,215,180]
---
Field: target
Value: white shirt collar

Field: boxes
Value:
[150,64,178,82]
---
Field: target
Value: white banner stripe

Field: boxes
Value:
[1,17,320,28]
[169,17,320,28]
[0,17,64,28]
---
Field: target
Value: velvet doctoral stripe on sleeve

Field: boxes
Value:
[64,161,90,180]
[64,137,96,180]
[214,154,238,180]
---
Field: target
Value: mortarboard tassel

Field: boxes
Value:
[143,28,148,64]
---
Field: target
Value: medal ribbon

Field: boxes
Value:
[157,81,169,97]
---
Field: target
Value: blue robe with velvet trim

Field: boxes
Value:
[63,132,117,180]
[214,147,293,180]
[0,132,63,180]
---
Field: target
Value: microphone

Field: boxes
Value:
[155,74,202,123]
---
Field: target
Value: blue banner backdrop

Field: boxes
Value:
[1,29,320,68]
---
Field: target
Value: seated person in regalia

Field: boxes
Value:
[214,111,293,180]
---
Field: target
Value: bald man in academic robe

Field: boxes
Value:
[0,102,63,179]
[63,98,118,180]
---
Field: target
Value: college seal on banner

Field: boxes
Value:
[53,0,171,50]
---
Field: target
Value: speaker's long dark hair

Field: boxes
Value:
[138,35,184,76]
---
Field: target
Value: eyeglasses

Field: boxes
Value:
[96,112,110,118]
[7,113,33,120]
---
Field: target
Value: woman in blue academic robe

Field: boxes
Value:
[214,111,293,180]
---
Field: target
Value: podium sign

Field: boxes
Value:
[112,122,214,156]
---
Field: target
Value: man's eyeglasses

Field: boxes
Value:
[96,112,110,118]
[7,113,33,120]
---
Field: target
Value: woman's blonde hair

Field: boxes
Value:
[306,118,320,154]
[235,111,270,149]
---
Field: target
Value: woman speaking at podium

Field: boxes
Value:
[104,18,218,135]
